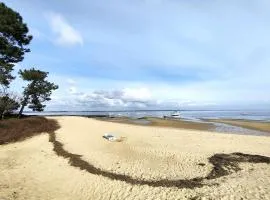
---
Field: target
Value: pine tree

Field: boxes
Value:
[18,68,58,118]
[0,2,32,87]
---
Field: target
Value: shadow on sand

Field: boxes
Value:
[49,131,270,189]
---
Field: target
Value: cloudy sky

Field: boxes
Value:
[3,0,270,110]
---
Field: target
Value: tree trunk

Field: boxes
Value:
[18,95,29,118]
[18,104,25,118]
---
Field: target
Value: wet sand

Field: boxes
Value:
[208,119,270,133]
[97,116,213,131]
[0,116,270,199]
[100,117,270,136]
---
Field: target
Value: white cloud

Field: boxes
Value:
[47,86,218,111]
[77,88,152,109]
[122,88,151,101]
[46,12,83,46]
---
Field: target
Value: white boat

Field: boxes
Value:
[163,111,181,119]
[171,111,181,117]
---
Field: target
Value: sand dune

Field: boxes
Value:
[1,116,270,199]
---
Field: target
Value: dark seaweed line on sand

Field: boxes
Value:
[49,132,270,189]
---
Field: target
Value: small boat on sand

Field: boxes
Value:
[163,111,181,118]
[171,111,181,117]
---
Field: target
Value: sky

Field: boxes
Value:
[3,0,270,111]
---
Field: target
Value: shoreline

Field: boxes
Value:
[22,114,270,136]
[23,113,270,134]
[96,116,213,130]
[207,119,270,133]
[95,116,270,136]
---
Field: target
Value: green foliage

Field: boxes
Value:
[18,68,58,114]
[0,3,58,118]
[0,2,32,86]
[19,68,48,81]
[0,94,20,119]
[0,63,14,86]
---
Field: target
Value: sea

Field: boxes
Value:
[25,110,270,136]
[25,110,270,121]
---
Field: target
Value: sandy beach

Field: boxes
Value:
[1,116,270,200]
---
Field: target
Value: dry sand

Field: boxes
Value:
[1,116,270,200]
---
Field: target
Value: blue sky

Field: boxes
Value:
[3,0,270,110]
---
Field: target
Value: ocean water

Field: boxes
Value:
[26,110,270,136]
[27,110,270,121]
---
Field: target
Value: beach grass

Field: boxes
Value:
[0,117,59,145]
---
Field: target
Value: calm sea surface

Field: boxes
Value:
[26,110,270,121]
[25,110,270,136]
